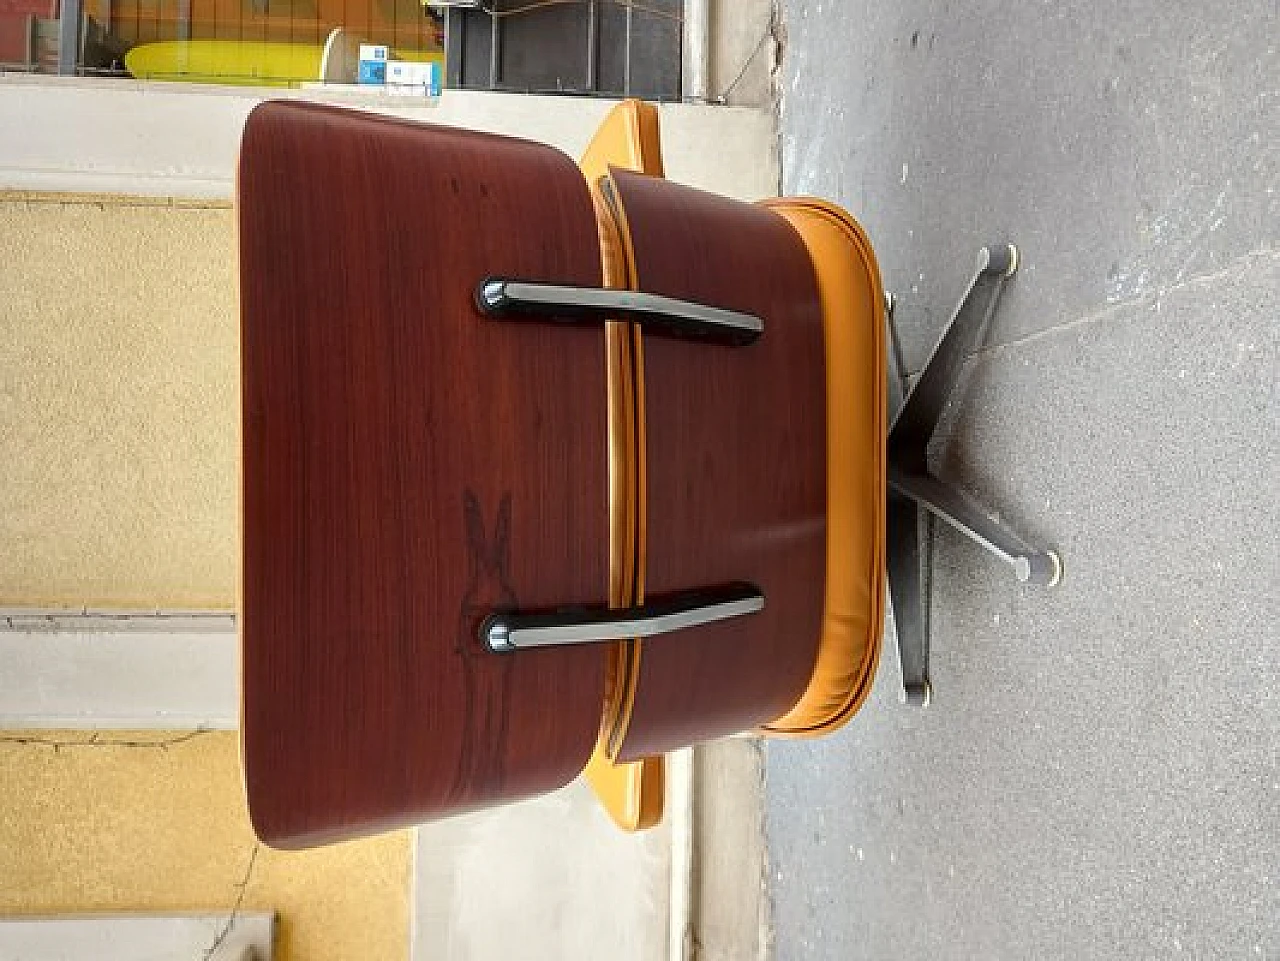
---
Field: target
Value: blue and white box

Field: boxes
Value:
[386,59,441,97]
[358,44,388,85]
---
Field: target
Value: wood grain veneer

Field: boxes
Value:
[239,102,609,847]
[608,169,828,760]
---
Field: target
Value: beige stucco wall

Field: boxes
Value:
[0,193,240,610]
[0,91,777,612]
[0,729,411,961]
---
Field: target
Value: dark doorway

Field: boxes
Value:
[442,0,682,101]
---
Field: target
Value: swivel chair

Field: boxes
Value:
[237,99,1059,847]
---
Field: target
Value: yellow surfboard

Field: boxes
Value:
[125,29,441,87]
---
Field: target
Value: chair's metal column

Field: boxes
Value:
[623,0,634,95]
[56,0,81,75]
[682,0,709,101]
[586,0,599,92]
[487,4,501,88]
[444,9,465,89]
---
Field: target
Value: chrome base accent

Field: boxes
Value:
[482,583,764,653]
[477,278,763,345]
[886,244,1061,706]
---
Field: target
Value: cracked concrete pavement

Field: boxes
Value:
[765,1,1278,958]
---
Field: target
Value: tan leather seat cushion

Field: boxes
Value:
[759,199,887,736]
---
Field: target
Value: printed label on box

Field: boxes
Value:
[385,59,440,96]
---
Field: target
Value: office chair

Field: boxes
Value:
[237,99,1059,847]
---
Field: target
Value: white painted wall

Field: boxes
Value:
[0,77,778,201]
[414,780,672,961]
[0,914,275,961]
[0,622,237,729]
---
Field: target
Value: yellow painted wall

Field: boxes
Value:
[0,193,411,960]
[0,730,411,961]
[0,193,239,610]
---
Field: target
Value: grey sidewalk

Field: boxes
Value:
[765,1,1279,958]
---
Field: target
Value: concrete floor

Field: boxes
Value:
[765,1,1279,958]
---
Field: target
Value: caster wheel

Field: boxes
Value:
[980,243,1019,278]
[1003,244,1020,278]
[1016,550,1063,586]
[1045,550,1063,587]
[902,680,932,708]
